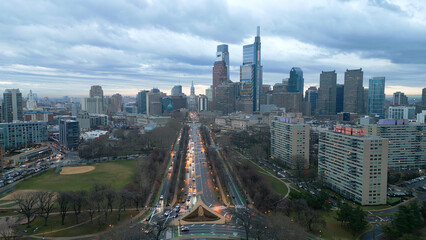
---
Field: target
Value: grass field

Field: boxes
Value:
[15,159,140,192]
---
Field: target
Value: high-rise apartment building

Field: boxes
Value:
[198,95,208,112]
[136,90,149,114]
[388,106,416,120]
[0,122,48,150]
[343,69,364,114]
[305,87,318,116]
[368,77,385,116]
[316,71,337,116]
[89,85,104,113]
[271,117,310,169]
[393,91,408,106]
[318,126,388,205]
[288,67,304,94]
[59,120,80,150]
[82,97,103,114]
[239,27,262,113]
[2,89,23,122]
[364,120,426,171]
[336,84,344,113]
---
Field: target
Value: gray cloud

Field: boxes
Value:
[0,0,425,97]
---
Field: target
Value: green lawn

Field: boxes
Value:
[320,210,357,240]
[16,159,140,192]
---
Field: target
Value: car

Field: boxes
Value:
[188,193,191,197]
[164,210,170,217]
[192,177,195,181]
[181,227,190,232]
[160,195,164,200]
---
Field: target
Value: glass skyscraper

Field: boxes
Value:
[239,26,262,112]
[288,67,304,93]
[368,77,385,116]
[216,44,229,81]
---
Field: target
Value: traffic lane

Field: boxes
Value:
[359,222,383,240]
[180,224,246,238]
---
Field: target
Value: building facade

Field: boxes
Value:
[343,69,364,114]
[422,88,426,110]
[82,97,103,114]
[364,120,426,171]
[59,120,80,150]
[318,126,388,205]
[215,82,237,115]
[171,85,183,97]
[316,71,337,116]
[239,27,262,113]
[136,90,149,114]
[336,84,344,113]
[271,117,310,169]
[305,86,318,116]
[368,77,385,116]
[288,67,304,93]
[393,92,408,106]
[388,106,416,120]
[2,89,23,122]
[0,122,48,150]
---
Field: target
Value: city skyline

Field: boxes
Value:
[1,0,426,97]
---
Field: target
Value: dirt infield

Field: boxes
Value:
[0,189,39,201]
[60,166,95,175]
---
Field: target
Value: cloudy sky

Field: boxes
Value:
[0,0,425,98]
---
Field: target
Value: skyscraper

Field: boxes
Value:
[393,91,408,106]
[215,81,237,115]
[368,77,385,116]
[288,67,304,94]
[216,44,229,81]
[59,120,80,150]
[336,84,344,113]
[89,85,104,113]
[137,90,149,114]
[190,81,195,96]
[343,69,364,114]
[239,26,262,113]
[171,85,182,96]
[316,71,337,116]
[305,86,318,116]
[422,88,426,110]
[2,89,23,122]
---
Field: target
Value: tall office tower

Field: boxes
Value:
[82,97,103,114]
[272,92,303,113]
[198,95,208,112]
[212,44,229,110]
[336,84,344,113]
[59,120,80,150]
[316,71,337,116]
[146,89,166,116]
[305,87,318,116]
[388,106,416,120]
[171,85,182,96]
[271,116,310,169]
[136,90,149,114]
[217,44,230,81]
[422,88,426,110]
[215,81,237,115]
[288,67,304,94]
[318,126,388,205]
[26,90,37,110]
[239,26,263,113]
[343,68,364,114]
[109,93,123,114]
[2,89,23,122]
[393,91,408,106]
[368,77,385,116]
[365,120,426,171]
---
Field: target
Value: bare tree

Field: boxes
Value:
[142,215,169,240]
[104,189,116,213]
[0,217,19,240]
[117,190,130,221]
[232,207,255,240]
[57,192,71,225]
[14,192,39,228]
[36,191,56,226]
[301,207,325,232]
[92,183,108,212]
[71,190,86,224]
[87,192,97,223]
